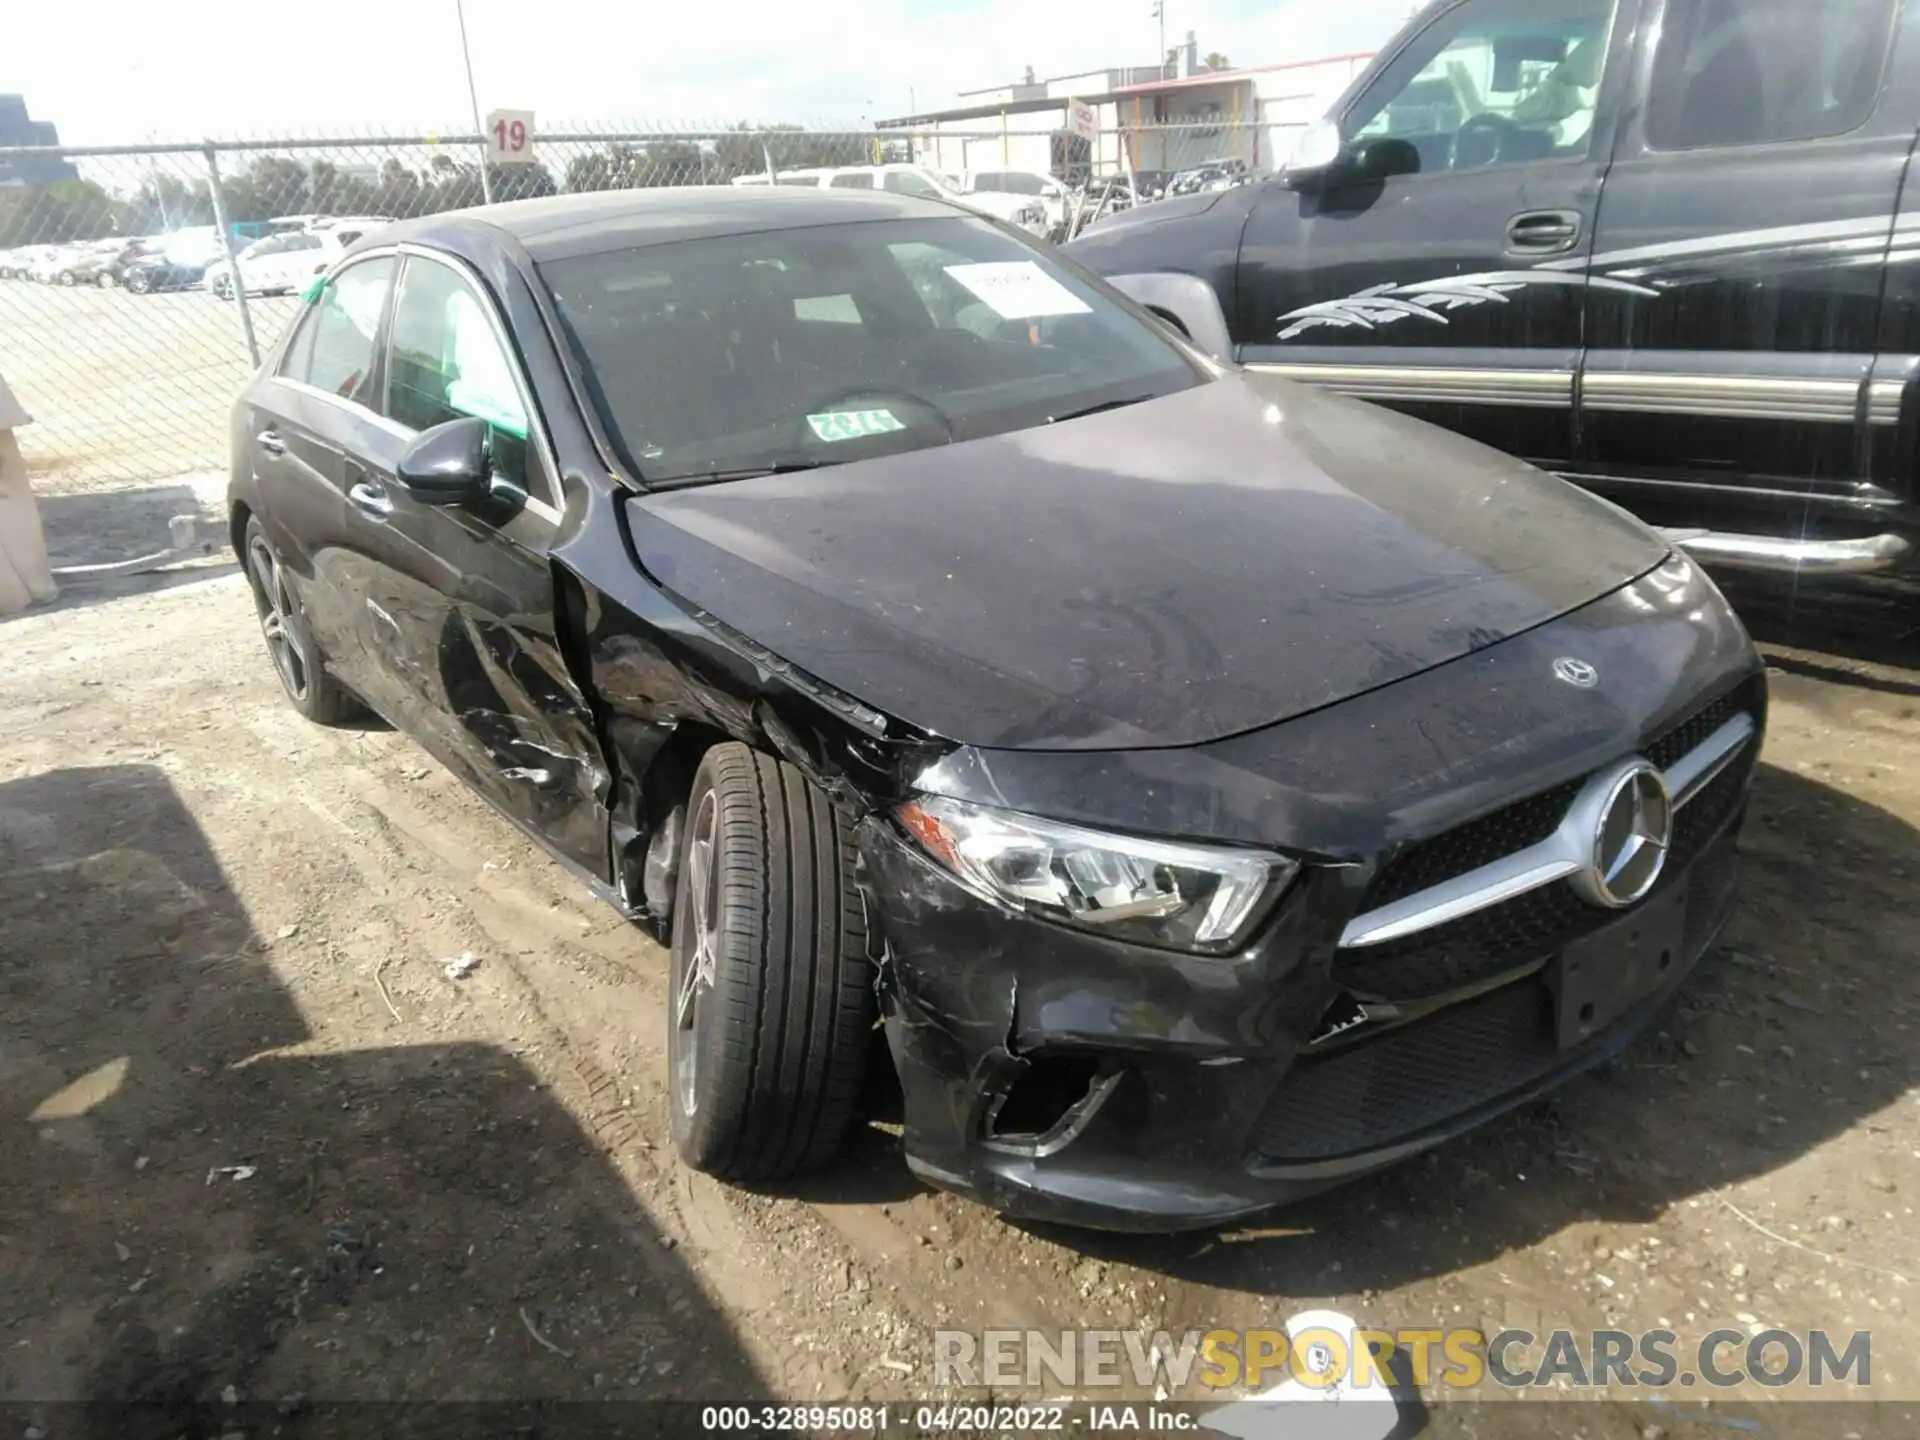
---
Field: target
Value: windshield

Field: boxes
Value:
[541,216,1204,484]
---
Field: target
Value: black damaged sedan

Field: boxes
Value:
[229,188,1765,1230]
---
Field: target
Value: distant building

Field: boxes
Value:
[0,95,79,187]
[877,35,1371,181]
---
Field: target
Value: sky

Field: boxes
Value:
[4,0,1417,146]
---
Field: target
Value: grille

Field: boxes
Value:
[1359,675,1763,915]
[1362,779,1582,910]
[1256,839,1738,1162]
[1337,739,1755,1002]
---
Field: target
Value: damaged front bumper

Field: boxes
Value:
[864,819,1744,1231]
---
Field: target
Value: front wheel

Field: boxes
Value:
[126,270,151,294]
[668,743,875,1181]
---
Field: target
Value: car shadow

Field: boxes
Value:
[4,483,238,624]
[1019,762,1920,1300]
[0,765,765,1435]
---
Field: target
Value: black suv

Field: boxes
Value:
[1067,0,1920,600]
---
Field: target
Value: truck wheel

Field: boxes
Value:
[668,743,875,1180]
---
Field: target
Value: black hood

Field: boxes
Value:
[1077,187,1232,237]
[628,373,1669,751]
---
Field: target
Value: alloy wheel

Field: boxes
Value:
[247,535,309,702]
[672,789,721,1117]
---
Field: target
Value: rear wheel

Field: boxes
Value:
[126,270,151,295]
[243,517,357,725]
[668,743,875,1181]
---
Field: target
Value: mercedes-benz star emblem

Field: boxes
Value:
[1553,656,1599,688]
[1571,761,1673,909]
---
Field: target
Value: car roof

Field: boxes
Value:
[381,186,965,264]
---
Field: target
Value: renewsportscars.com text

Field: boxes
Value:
[933,1326,1872,1392]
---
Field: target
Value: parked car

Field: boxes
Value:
[50,238,147,287]
[808,165,1050,236]
[967,168,1071,235]
[0,245,58,280]
[207,224,380,299]
[230,187,1764,1229]
[1067,0,1920,600]
[27,246,80,283]
[122,228,229,294]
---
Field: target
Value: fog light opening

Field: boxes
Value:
[987,1055,1105,1146]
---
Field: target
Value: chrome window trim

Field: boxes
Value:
[268,376,415,440]
[1338,711,1756,949]
[389,243,564,524]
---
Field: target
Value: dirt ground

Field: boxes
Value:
[0,278,299,488]
[2,479,1918,1437]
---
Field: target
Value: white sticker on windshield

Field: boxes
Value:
[943,261,1092,319]
[807,408,906,442]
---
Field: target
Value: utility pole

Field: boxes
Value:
[1152,1,1166,74]
[454,0,496,205]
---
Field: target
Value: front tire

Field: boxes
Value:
[243,517,357,725]
[668,743,875,1181]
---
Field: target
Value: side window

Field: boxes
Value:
[829,172,874,189]
[1646,0,1895,150]
[386,256,540,496]
[1346,0,1618,174]
[278,255,393,404]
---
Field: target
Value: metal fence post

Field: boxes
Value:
[202,141,262,370]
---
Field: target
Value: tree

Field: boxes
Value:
[566,143,652,192]
[487,163,557,203]
[375,158,424,218]
[710,124,867,181]
[0,178,121,246]
[1204,51,1231,70]
[124,172,212,236]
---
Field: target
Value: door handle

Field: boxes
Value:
[348,480,394,519]
[1506,209,1582,255]
[256,429,286,457]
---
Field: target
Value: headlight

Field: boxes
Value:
[897,795,1293,953]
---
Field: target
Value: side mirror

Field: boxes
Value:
[396,415,492,505]
[1282,116,1347,189]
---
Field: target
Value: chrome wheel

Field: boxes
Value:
[247,534,309,702]
[673,790,720,1117]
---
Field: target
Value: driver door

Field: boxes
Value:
[1238,0,1641,473]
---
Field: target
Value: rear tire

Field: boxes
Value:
[243,516,358,726]
[667,743,875,1181]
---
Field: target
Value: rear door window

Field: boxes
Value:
[279,255,394,405]
[1645,0,1897,150]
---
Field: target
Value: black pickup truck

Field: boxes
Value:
[1067,0,1920,607]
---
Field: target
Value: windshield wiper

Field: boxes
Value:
[653,460,834,486]
[1048,394,1158,424]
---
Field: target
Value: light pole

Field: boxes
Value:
[1152,1,1166,74]
[454,0,496,205]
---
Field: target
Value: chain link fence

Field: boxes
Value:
[0,121,1285,490]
